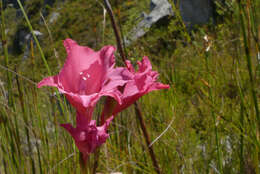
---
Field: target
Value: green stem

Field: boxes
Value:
[16,3,70,171]
[0,0,13,107]
[239,103,245,173]
[1,3,23,169]
[238,0,260,128]
[204,51,223,173]
[16,0,51,75]
[16,0,67,126]
[235,45,247,174]
[237,1,259,173]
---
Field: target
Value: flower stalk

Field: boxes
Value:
[79,152,89,174]
[103,0,162,173]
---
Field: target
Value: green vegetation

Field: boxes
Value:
[0,0,259,173]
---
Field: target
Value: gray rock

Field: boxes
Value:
[49,12,60,24]
[23,30,43,60]
[179,0,214,28]
[125,0,215,45]
[125,0,173,46]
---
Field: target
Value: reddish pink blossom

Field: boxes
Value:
[61,112,113,162]
[38,39,131,121]
[37,39,169,161]
[101,56,170,123]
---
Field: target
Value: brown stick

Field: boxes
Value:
[103,0,126,63]
[103,1,161,173]
[134,102,162,174]
[92,114,101,174]
[79,152,89,174]
[92,148,100,174]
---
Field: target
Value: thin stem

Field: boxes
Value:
[16,0,51,75]
[134,102,162,174]
[0,0,14,107]
[16,0,67,125]
[40,12,62,68]
[1,2,22,168]
[92,148,100,174]
[92,114,101,174]
[247,0,260,62]
[204,51,223,173]
[235,32,247,174]
[103,0,126,63]
[115,0,128,58]
[238,0,260,128]
[239,103,245,173]
[237,1,259,173]
[103,1,161,173]
[79,152,89,174]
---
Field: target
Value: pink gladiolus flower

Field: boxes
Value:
[61,112,113,162]
[37,38,169,162]
[38,39,131,121]
[101,56,170,123]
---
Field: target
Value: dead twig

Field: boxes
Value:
[103,1,162,173]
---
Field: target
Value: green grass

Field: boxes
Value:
[0,0,260,173]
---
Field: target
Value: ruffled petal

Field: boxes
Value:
[125,60,135,73]
[60,114,114,162]
[102,67,133,92]
[137,56,152,74]
[101,56,170,120]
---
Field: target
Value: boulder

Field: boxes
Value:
[23,30,43,60]
[12,28,43,60]
[125,0,173,46]
[178,0,214,28]
[125,0,215,45]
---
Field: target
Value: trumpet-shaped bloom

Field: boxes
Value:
[101,56,170,123]
[38,39,131,121]
[61,112,114,162]
[37,39,169,161]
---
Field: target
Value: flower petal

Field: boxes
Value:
[60,114,114,162]
[38,39,125,118]
[59,39,116,94]
[37,76,58,88]
[101,56,170,120]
